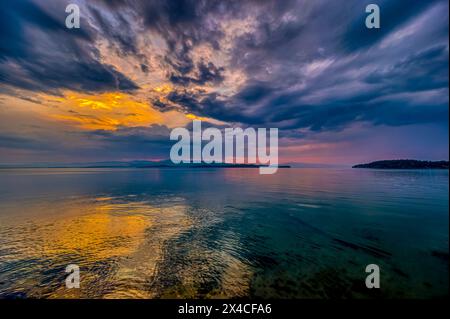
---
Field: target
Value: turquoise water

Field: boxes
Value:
[0,168,448,298]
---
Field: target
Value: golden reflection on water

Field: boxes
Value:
[0,197,192,298]
[0,194,255,298]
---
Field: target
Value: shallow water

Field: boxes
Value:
[0,168,448,298]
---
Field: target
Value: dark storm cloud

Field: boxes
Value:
[0,0,138,93]
[88,6,139,57]
[365,45,449,92]
[343,0,439,52]
[124,0,229,79]
[93,0,269,77]
[169,61,224,86]
[1,0,449,133]
[148,0,448,131]
[0,0,85,60]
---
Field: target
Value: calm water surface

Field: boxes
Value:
[0,168,448,298]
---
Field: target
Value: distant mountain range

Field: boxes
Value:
[353,160,449,169]
[0,160,290,169]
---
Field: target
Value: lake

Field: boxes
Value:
[0,168,448,298]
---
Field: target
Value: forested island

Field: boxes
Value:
[353,160,449,169]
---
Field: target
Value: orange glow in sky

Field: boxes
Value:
[46,92,163,130]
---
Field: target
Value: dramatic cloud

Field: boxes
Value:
[0,0,448,164]
[147,0,449,131]
[0,0,138,93]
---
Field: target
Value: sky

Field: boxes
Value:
[0,0,448,165]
